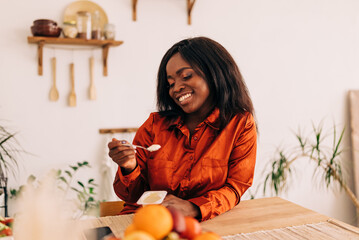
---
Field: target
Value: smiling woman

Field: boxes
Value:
[108,36,257,221]
[166,53,212,131]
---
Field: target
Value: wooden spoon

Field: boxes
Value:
[68,63,76,107]
[49,57,59,101]
[89,57,96,100]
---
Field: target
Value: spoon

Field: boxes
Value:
[89,56,96,100]
[49,57,59,101]
[68,63,76,107]
[123,144,161,152]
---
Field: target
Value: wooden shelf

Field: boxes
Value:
[99,128,138,134]
[27,36,124,76]
[132,0,196,25]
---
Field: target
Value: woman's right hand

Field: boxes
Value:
[108,138,137,172]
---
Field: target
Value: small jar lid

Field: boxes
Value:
[63,20,76,25]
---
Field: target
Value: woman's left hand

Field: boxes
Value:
[161,194,200,219]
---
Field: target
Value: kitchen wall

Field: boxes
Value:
[0,0,358,225]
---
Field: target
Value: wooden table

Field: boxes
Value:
[80,197,359,239]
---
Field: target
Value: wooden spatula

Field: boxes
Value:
[49,57,59,101]
[89,57,96,100]
[68,63,76,107]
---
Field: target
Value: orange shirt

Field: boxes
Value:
[113,108,257,221]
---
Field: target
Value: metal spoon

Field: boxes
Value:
[123,144,161,152]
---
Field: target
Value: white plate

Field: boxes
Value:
[137,191,167,205]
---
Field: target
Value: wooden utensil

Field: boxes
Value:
[49,57,59,101]
[68,63,76,107]
[89,57,96,100]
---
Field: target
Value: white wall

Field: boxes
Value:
[0,0,357,225]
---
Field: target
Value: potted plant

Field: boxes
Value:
[259,122,359,220]
[10,161,100,219]
[0,124,23,217]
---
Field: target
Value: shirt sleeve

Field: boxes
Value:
[113,113,155,203]
[188,113,257,221]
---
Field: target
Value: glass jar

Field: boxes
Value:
[104,23,115,40]
[91,10,102,39]
[63,21,78,38]
[76,11,91,39]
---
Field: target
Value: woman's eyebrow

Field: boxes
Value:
[167,67,192,79]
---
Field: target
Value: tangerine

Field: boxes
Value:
[124,223,137,236]
[193,232,222,240]
[180,216,201,240]
[123,230,156,240]
[132,205,173,240]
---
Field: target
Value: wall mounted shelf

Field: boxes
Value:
[27,36,124,76]
[99,128,138,134]
[132,0,197,25]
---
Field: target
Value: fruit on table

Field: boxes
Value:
[0,217,13,237]
[0,227,12,237]
[131,205,173,240]
[0,222,12,237]
[104,236,121,240]
[167,207,186,235]
[180,217,201,240]
[124,223,136,236]
[123,205,221,240]
[0,217,13,228]
[163,232,180,240]
[193,232,222,240]
[123,230,156,240]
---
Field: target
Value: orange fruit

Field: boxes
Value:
[180,216,201,240]
[104,236,121,240]
[132,205,173,240]
[123,230,156,240]
[124,223,137,236]
[193,232,222,240]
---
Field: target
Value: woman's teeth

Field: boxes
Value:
[179,93,192,102]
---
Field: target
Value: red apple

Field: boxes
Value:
[167,207,186,235]
[181,217,201,240]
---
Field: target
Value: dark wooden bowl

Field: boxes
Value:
[33,19,57,26]
[31,25,62,37]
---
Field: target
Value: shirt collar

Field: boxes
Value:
[166,108,220,130]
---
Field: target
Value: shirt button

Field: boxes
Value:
[193,136,198,141]
[190,156,193,160]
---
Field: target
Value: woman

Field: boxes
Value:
[108,37,257,221]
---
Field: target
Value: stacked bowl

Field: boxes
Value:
[31,19,62,37]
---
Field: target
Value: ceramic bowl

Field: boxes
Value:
[33,19,57,26]
[31,24,62,37]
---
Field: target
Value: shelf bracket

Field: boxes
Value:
[102,44,110,76]
[132,0,195,24]
[187,0,196,25]
[37,40,45,75]
[132,0,138,21]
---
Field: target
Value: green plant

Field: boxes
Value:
[0,125,21,177]
[261,122,359,212]
[10,161,100,218]
[0,124,25,217]
[57,161,99,217]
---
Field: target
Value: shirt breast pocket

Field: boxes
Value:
[147,151,173,190]
[201,157,228,188]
